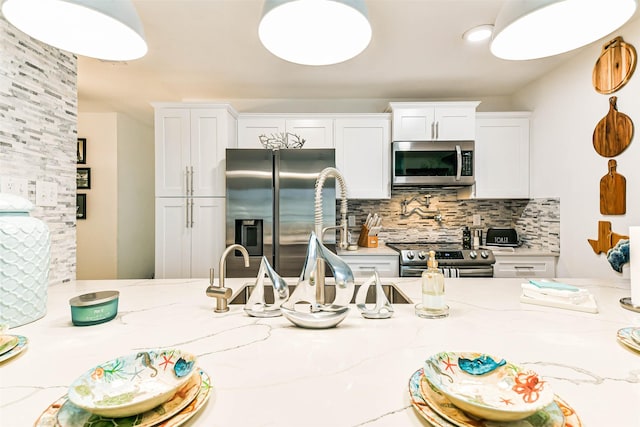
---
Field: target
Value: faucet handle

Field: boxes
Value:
[209,268,215,286]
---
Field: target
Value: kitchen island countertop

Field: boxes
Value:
[1,277,638,426]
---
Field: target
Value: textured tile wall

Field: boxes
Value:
[345,188,560,252]
[0,18,77,285]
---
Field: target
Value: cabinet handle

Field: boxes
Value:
[435,121,439,139]
[185,166,189,194]
[190,166,194,196]
[185,199,190,228]
[430,122,435,139]
[190,198,194,228]
[514,265,534,270]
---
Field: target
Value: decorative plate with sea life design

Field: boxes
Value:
[617,327,640,352]
[34,369,212,427]
[68,348,197,418]
[0,335,28,363]
[409,369,582,427]
[423,352,555,422]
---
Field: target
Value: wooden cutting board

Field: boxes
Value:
[593,37,637,94]
[600,159,626,215]
[588,221,628,254]
[593,96,633,157]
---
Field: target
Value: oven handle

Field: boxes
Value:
[401,266,493,277]
[455,144,462,181]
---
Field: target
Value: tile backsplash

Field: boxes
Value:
[343,188,559,253]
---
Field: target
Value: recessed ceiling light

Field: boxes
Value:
[462,24,494,43]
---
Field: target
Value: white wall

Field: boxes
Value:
[514,18,640,278]
[77,113,118,279]
[77,112,154,279]
[117,114,154,279]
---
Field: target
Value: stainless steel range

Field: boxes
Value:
[385,242,495,278]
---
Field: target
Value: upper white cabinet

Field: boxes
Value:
[462,112,530,199]
[388,102,480,141]
[237,115,334,148]
[154,103,238,197]
[335,115,391,199]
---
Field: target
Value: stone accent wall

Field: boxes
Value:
[346,188,560,253]
[0,18,77,285]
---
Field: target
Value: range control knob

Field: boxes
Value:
[418,251,427,260]
[480,250,489,259]
[406,251,415,260]
[469,250,477,259]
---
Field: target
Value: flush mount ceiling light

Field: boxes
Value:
[491,0,638,60]
[1,0,148,61]
[462,24,494,43]
[258,0,372,66]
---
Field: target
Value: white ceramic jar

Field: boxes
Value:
[0,193,50,327]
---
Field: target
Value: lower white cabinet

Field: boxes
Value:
[493,255,557,278]
[155,197,225,279]
[335,116,391,199]
[339,254,399,277]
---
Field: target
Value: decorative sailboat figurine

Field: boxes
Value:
[244,256,290,318]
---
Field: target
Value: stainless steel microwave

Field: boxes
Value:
[392,140,474,187]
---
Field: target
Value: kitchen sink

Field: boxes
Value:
[229,282,413,305]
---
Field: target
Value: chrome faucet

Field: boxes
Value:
[206,244,249,313]
[313,167,349,304]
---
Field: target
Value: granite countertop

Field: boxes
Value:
[1,277,638,426]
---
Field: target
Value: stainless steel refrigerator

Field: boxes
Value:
[225,149,336,277]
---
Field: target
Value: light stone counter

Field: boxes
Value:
[1,277,639,426]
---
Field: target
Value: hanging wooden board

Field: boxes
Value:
[593,96,633,157]
[593,37,637,94]
[587,221,629,254]
[600,159,626,215]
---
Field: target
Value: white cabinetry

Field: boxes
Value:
[155,198,225,279]
[388,102,479,141]
[468,112,530,199]
[237,115,334,148]
[155,105,237,197]
[335,115,391,199]
[493,254,556,278]
[153,103,237,279]
[339,254,399,277]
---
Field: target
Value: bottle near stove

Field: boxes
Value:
[462,226,471,249]
[416,250,449,319]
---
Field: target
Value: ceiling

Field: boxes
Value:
[76,0,625,126]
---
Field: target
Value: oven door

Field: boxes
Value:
[392,140,474,186]
[400,265,493,278]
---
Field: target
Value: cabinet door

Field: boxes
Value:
[434,107,476,140]
[190,198,225,278]
[286,119,334,148]
[335,118,390,199]
[474,116,530,199]
[237,118,285,148]
[392,108,435,141]
[155,198,191,279]
[155,109,190,197]
[191,109,228,197]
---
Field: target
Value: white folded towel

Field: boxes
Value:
[521,281,590,305]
